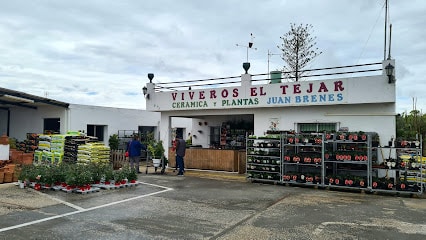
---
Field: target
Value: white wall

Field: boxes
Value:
[5,102,193,146]
[171,117,193,139]
[68,104,161,144]
[253,103,395,145]
[9,105,67,140]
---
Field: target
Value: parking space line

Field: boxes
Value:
[0,182,173,233]
[32,189,85,211]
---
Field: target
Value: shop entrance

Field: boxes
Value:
[210,117,253,150]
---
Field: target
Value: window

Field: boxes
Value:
[44,118,60,134]
[139,126,156,142]
[87,125,105,141]
[299,123,336,133]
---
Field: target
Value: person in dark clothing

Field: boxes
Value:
[127,135,146,173]
[175,135,186,176]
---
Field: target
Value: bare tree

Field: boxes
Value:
[277,23,322,81]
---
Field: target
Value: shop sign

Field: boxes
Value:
[169,80,345,110]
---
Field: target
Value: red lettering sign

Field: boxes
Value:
[293,84,301,94]
[334,81,344,91]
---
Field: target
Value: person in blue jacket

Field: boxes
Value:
[127,135,146,173]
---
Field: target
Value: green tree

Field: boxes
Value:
[108,134,119,150]
[396,110,426,155]
[277,23,322,82]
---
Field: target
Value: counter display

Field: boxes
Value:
[168,148,245,172]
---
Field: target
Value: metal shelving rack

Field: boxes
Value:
[322,133,371,191]
[117,130,139,150]
[245,132,424,196]
[246,134,282,184]
[372,136,423,195]
[282,133,324,185]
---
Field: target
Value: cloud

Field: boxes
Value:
[0,0,425,113]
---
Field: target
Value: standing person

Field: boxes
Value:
[127,135,146,173]
[175,135,186,176]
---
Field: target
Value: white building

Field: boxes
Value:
[144,59,396,160]
[0,88,191,147]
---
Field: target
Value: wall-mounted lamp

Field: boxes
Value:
[385,63,395,83]
[142,86,149,99]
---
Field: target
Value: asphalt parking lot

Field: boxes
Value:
[1,169,426,240]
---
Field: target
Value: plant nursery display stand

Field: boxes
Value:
[246,134,281,184]
[372,137,424,195]
[246,132,424,196]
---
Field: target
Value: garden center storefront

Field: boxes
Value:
[144,60,396,173]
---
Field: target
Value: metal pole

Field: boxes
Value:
[384,0,388,60]
[387,24,392,60]
[246,47,249,62]
[267,49,270,74]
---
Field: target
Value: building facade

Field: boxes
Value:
[144,60,396,161]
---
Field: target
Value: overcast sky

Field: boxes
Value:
[1,0,425,113]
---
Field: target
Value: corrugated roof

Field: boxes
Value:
[0,87,69,110]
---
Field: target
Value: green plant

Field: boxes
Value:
[33,165,48,184]
[64,164,92,187]
[127,168,138,181]
[109,134,119,150]
[104,165,114,183]
[53,164,69,184]
[42,165,55,185]
[113,170,125,182]
[186,135,192,146]
[65,165,78,187]
[148,140,165,159]
[76,165,92,187]
[18,164,37,181]
[89,162,109,183]
[120,164,137,181]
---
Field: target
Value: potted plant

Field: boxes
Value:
[121,164,138,183]
[90,162,108,184]
[65,165,78,190]
[33,165,48,190]
[113,170,124,186]
[372,133,380,147]
[51,164,68,186]
[75,166,92,191]
[108,134,119,150]
[148,140,165,167]
[126,166,138,184]
[103,165,114,185]
[64,164,91,191]
[344,175,354,187]
[42,165,55,188]
[18,164,34,188]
